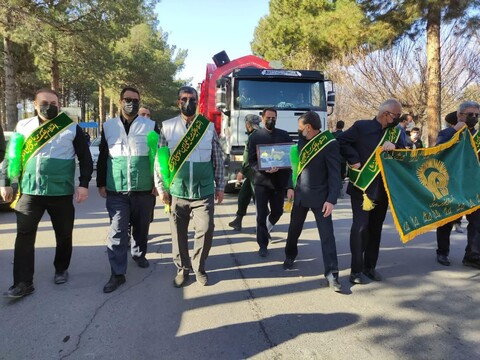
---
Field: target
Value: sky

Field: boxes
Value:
[155,0,270,86]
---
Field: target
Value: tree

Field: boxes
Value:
[357,0,480,145]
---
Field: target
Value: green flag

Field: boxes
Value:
[376,127,480,243]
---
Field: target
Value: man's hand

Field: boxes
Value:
[159,191,170,205]
[98,186,107,199]
[0,186,13,202]
[152,187,159,196]
[382,141,395,151]
[266,167,278,173]
[350,163,361,169]
[75,187,89,203]
[215,190,224,204]
[322,201,334,217]
[236,172,244,182]
[287,188,294,203]
[454,121,466,131]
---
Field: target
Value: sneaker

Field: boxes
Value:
[173,271,189,288]
[195,271,208,286]
[363,268,382,281]
[454,223,464,233]
[326,273,342,293]
[283,258,295,270]
[349,272,367,285]
[462,257,480,269]
[4,282,35,298]
[133,256,150,268]
[54,270,69,284]
[436,254,451,266]
[258,248,269,258]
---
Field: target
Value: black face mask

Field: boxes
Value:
[39,104,59,120]
[465,114,479,128]
[181,98,197,117]
[123,101,139,116]
[387,117,401,128]
[265,119,276,131]
[297,129,306,140]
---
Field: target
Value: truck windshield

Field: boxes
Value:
[234,80,326,111]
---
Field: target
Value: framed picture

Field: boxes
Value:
[256,142,295,170]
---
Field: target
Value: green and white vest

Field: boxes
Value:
[16,116,77,196]
[162,115,215,199]
[104,116,156,192]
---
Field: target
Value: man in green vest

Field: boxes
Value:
[3,88,93,298]
[157,86,225,288]
[97,87,160,293]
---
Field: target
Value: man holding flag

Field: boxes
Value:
[337,99,405,285]
[283,111,343,292]
[156,86,224,288]
[435,101,480,268]
[3,88,93,298]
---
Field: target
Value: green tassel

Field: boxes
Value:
[157,146,171,190]
[6,132,25,179]
[290,144,299,188]
[147,131,159,173]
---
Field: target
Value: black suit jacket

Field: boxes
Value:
[292,136,342,208]
[336,118,405,201]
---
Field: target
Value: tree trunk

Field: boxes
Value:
[98,83,105,130]
[109,97,115,119]
[3,36,18,131]
[426,5,441,147]
[50,40,60,92]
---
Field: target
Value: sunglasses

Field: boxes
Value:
[122,97,140,104]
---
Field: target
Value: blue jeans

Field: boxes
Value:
[106,191,155,275]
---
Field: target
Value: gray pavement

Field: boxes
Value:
[0,181,479,360]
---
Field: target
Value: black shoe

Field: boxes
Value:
[173,272,189,288]
[4,282,35,298]
[326,273,342,293]
[103,275,126,293]
[258,248,269,258]
[195,271,208,286]
[283,258,295,270]
[462,257,480,269]
[437,254,451,266]
[228,216,243,231]
[133,256,150,268]
[349,272,367,285]
[363,268,382,281]
[54,270,69,284]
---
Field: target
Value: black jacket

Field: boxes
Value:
[248,127,293,190]
[291,135,342,208]
[337,118,405,201]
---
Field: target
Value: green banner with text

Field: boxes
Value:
[376,127,480,243]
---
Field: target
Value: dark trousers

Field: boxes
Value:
[255,185,284,249]
[437,209,480,258]
[106,192,155,275]
[236,177,254,216]
[285,204,339,277]
[13,194,74,284]
[170,195,215,274]
[350,195,389,273]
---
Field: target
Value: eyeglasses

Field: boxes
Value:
[460,112,479,117]
[386,111,401,118]
[179,97,196,102]
[122,97,139,104]
[265,117,277,120]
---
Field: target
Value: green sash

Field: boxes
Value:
[347,126,400,192]
[295,130,335,184]
[168,114,211,186]
[11,112,74,208]
[474,131,480,154]
[21,112,74,172]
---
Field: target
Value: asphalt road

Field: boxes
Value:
[0,180,479,360]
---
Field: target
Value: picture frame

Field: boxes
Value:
[256,142,295,170]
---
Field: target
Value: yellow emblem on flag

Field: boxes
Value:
[416,159,449,200]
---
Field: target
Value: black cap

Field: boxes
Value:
[445,111,457,125]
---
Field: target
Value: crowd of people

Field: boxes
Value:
[0,87,478,298]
